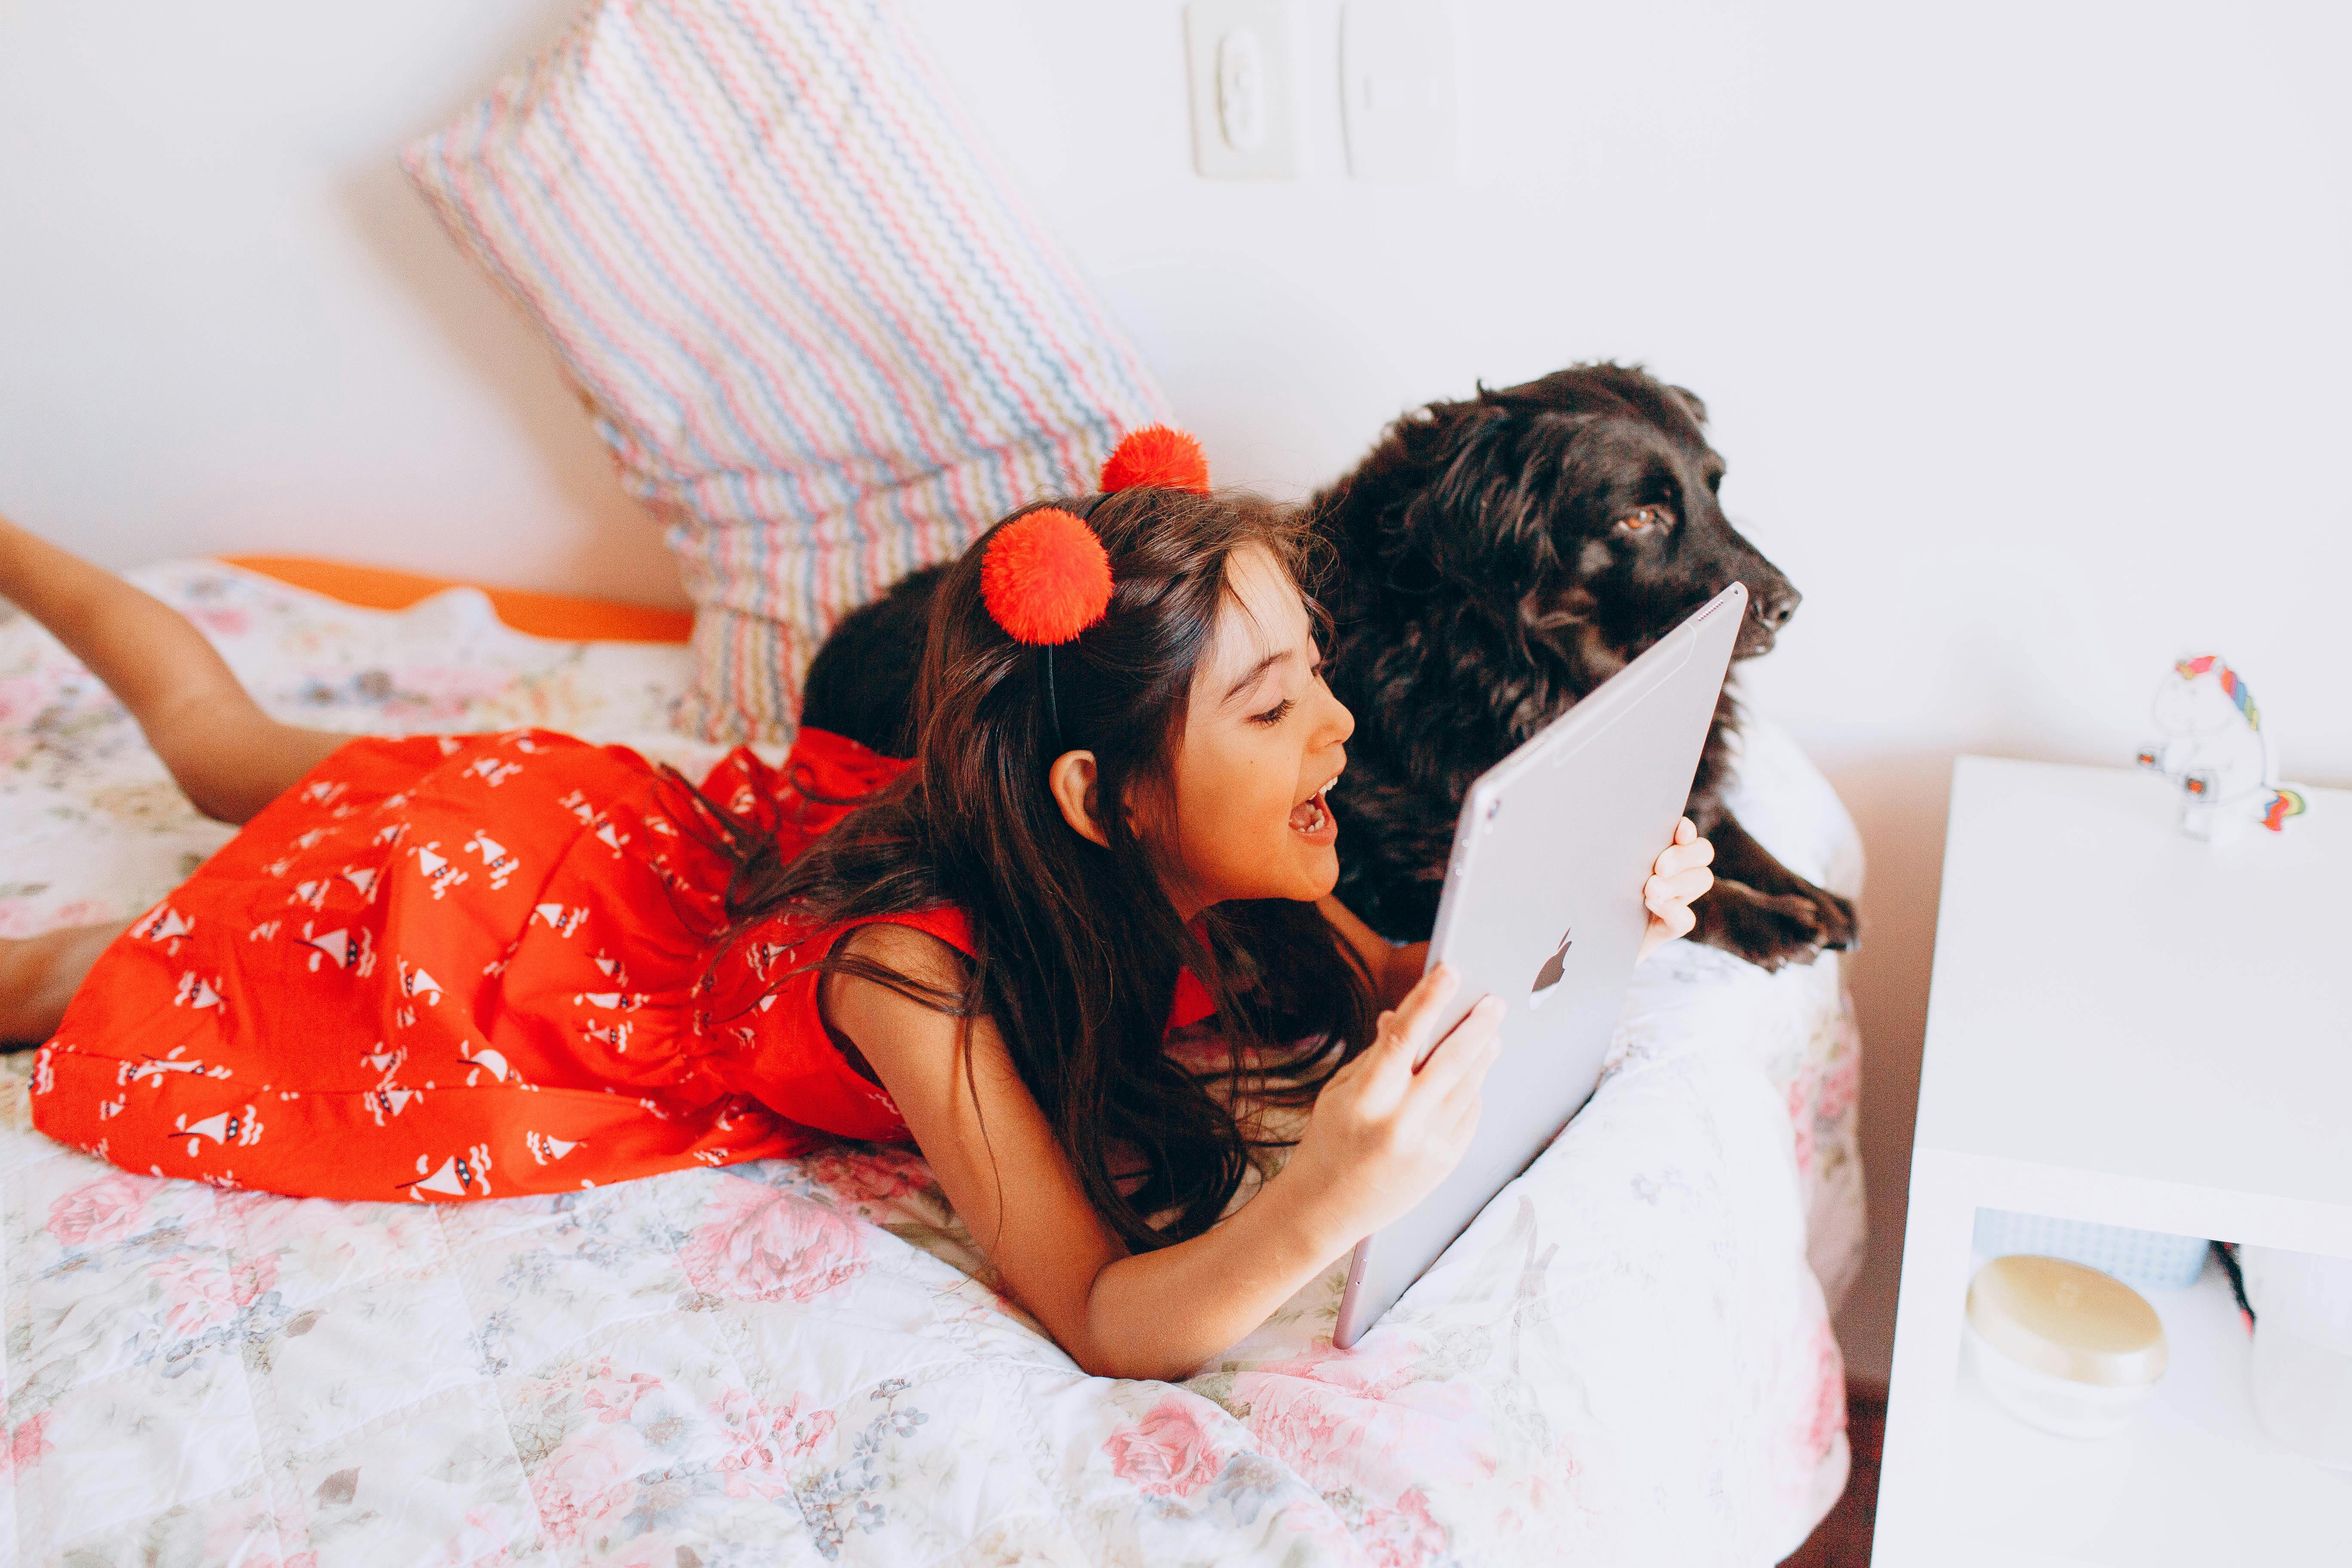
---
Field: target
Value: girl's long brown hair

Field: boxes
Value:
[695,487,1377,1250]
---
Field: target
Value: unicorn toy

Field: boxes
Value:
[2136,654,2305,843]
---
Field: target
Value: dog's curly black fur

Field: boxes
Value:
[1304,363,1855,970]
[802,363,1856,971]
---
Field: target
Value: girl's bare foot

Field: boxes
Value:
[0,922,126,1047]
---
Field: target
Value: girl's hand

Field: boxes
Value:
[1639,817,1715,961]
[1277,964,1505,1255]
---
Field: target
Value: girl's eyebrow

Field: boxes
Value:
[1219,648,1296,707]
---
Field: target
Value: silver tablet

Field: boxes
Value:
[1331,582,1749,1348]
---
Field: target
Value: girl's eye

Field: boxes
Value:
[1615,505,1675,533]
[1251,697,1295,727]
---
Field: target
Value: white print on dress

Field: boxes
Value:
[461,1044,515,1086]
[362,1043,406,1076]
[534,903,589,937]
[594,820,629,854]
[298,923,352,971]
[130,904,194,949]
[397,958,444,1007]
[409,842,469,900]
[573,991,643,1012]
[248,920,282,942]
[556,789,594,825]
[299,778,348,807]
[293,827,328,851]
[525,1130,579,1163]
[340,864,380,902]
[462,830,521,890]
[176,1104,262,1155]
[374,820,408,848]
[288,879,329,911]
[438,736,463,756]
[584,1020,633,1054]
[402,1144,492,1200]
[465,756,523,788]
[260,855,297,879]
[173,971,226,1012]
[120,1045,232,1087]
[365,1084,418,1127]
[592,952,628,986]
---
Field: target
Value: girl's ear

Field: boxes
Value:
[1048,750,1111,848]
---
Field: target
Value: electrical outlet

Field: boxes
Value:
[1184,0,1304,180]
[1341,0,1459,182]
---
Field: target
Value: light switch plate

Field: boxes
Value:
[1341,0,1459,182]
[1184,0,1304,179]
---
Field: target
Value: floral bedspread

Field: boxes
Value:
[0,563,1863,1566]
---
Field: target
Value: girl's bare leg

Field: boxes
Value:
[0,517,346,824]
[0,922,126,1045]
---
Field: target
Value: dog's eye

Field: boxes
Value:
[1615,505,1674,533]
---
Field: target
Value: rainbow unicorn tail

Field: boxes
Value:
[2262,790,2307,832]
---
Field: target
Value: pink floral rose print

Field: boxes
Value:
[530,1427,641,1548]
[800,1145,934,1208]
[149,1251,278,1339]
[1787,1075,1816,1174]
[48,1172,151,1249]
[1234,1338,1485,1494]
[708,1389,836,1501]
[1357,1487,1449,1568]
[1,1412,53,1476]
[680,1175,869,1303]
[1103,1396,1225,1499]
[582,1369,661,1425]
[1817,1047,1861,1123]
[1800,1320,1847,1467]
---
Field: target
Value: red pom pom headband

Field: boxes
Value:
[979,426,1211,746]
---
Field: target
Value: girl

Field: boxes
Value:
[0,431,1714,1380]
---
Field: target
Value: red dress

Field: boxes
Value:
[31,727,1212,1202]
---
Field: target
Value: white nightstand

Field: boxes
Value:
[1872,757,2352,1568]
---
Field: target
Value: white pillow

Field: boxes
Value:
[405,0,1167,742]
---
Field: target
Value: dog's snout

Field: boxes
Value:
[1756,586,1799,628]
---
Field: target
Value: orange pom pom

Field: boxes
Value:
[981,508,1114,646]
[1098,425,1210,495]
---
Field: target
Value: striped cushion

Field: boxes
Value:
[404,0,1168,743]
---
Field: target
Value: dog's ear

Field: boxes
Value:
[1666,385,1709,426]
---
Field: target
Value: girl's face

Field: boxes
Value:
[1151,544,1354,914]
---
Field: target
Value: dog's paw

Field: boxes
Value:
[1808,886,1860,953]
[1691,882,1844,973]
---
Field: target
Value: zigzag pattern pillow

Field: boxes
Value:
[406,0,1168,743]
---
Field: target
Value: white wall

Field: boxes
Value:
[4,0,2349,1380]
[0,0,677,602]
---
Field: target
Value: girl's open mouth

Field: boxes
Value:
[1289,781,1337,843]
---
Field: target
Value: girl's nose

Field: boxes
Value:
[1326,692,1356,746]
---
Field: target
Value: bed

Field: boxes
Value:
[0,560,1864,1565]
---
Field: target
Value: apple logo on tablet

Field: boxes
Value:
[1528,928,1572,1006]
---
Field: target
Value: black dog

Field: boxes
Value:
[1303,364,1854,970]
[802,363,1855,971]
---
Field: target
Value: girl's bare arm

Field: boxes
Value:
[825,923,1500,1382]
[0,518,343,824]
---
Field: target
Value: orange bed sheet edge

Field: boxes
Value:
[223,556,694,646]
